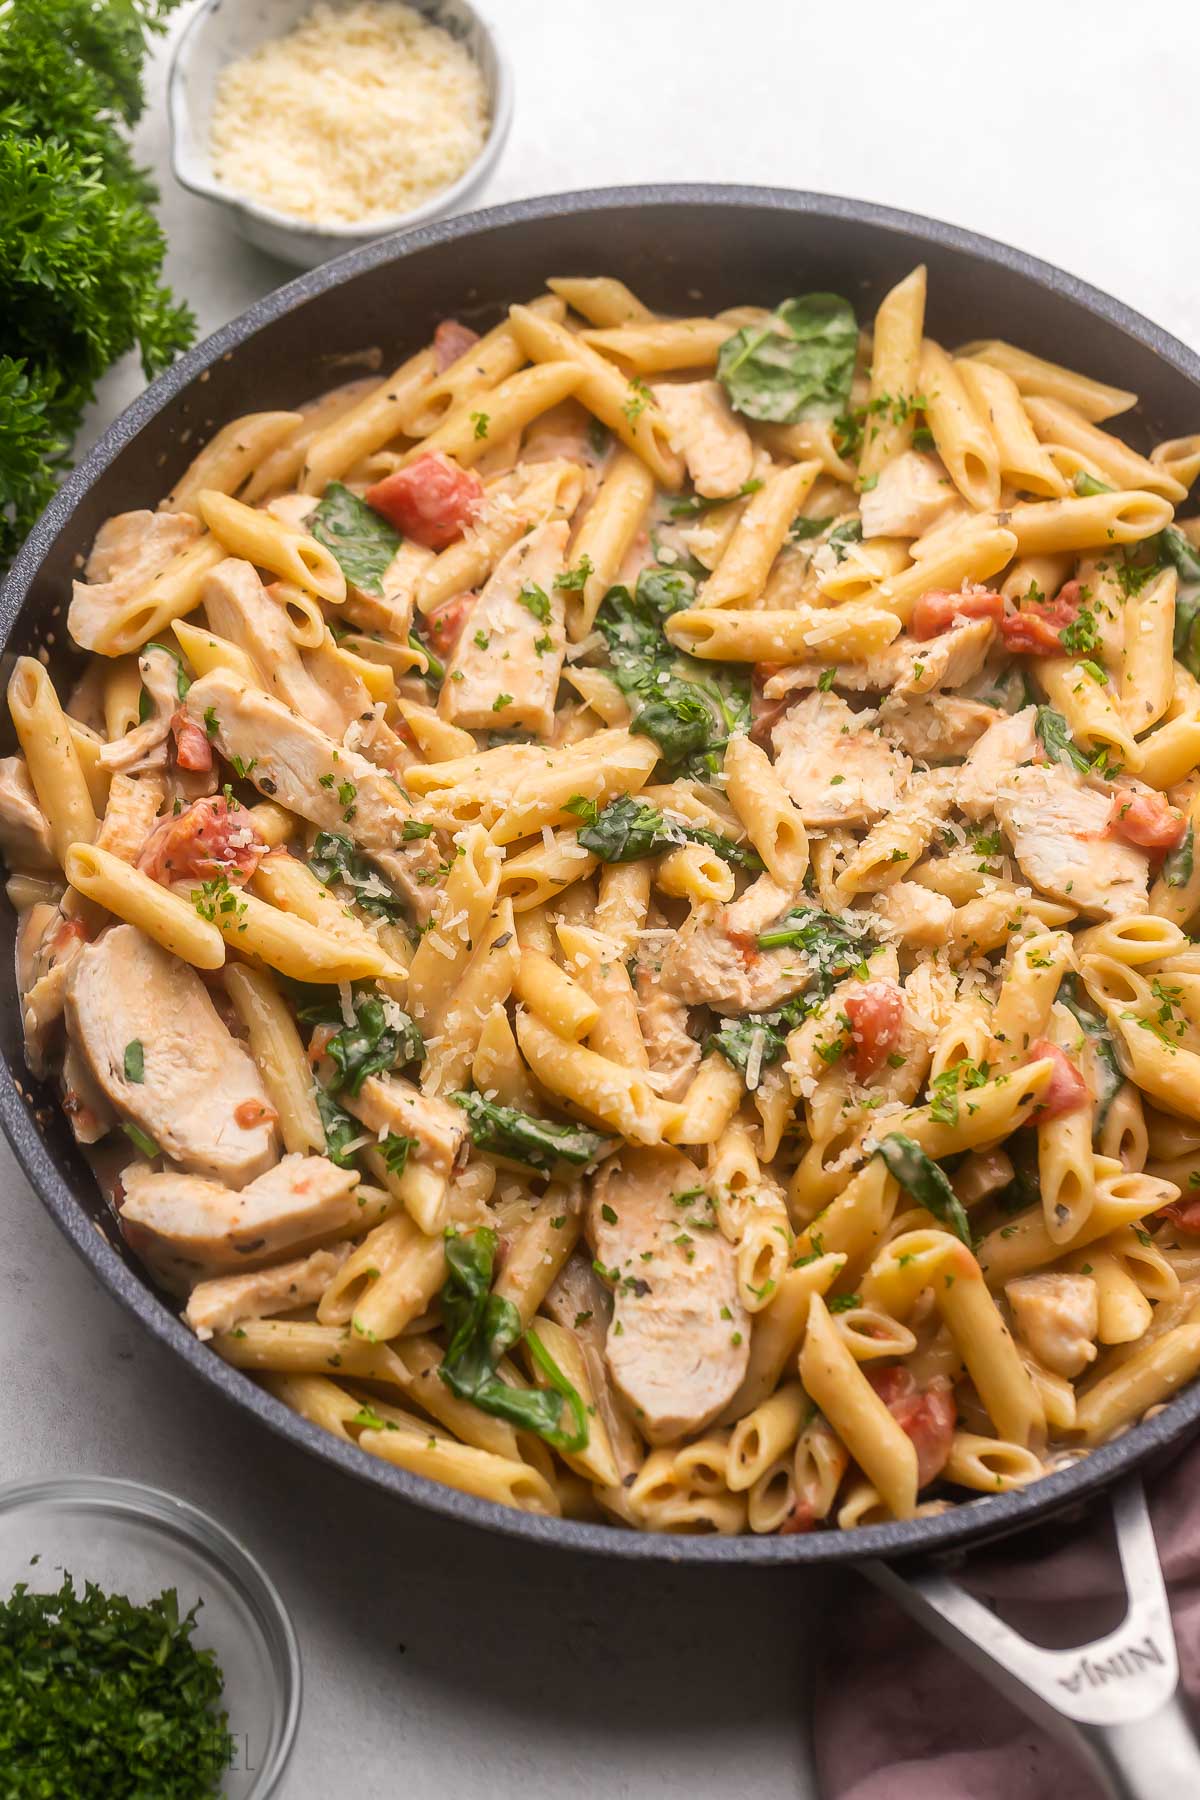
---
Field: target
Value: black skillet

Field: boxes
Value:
[2,186,1198,1793]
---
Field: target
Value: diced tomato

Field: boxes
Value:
[779,1497,817,1535]
[868,1368,956,1487]
[844,980,905,1080]
[234,1099,278,1130]
[425,592,475,657]
[366,452,483,550]
[138,795,266,886]
[1164,1198,1200,1234]
[1028,1039,1090,1119]
[308,1022,339,1065]
[433,318,480,372]
[1106,791,1188,851]
[910,588,1004,641]
[999,576,1086,656]
[170,707,214,773]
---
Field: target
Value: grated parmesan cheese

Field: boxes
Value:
[209,2,490,226]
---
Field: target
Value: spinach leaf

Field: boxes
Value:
[1035,706,1092,776]
[1057,973,1126,1138]
[438,1228,588,1451]
[1169,528,1200,682]
[594,568,751,779]
[1073,470,1114,497]
[311,481,401,596]
[453,1091,614,1172]
[315,1086,359,1168]
[576,793,763,870]
[789,514,834,542]
[876,1133,972,1247]
[705,997,809,1084]
[143,639,190,699]
[409,626,444,685]
[668,478,762,519]
[827,518,863,563]
[717,294,858,424]
[1164,822,1195,890]
[756,904,875,995]
[309,831,406,921]
[1160,524,1200,585]
[324,993,423,1096]
[974,662,1038,714]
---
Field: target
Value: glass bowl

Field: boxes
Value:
[0,1477,301,1797]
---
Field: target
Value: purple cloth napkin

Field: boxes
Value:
[816,1446,1200,1798]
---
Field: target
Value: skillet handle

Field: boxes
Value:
[863,1474,1198,1800]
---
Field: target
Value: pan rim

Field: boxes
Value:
[4,181,1199,1565]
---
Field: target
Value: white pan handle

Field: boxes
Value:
[863,1475,1199,1800]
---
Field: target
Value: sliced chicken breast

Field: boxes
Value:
[994,764,1149,918]
[955,706,1038,818]
[764,618,996,701]
[201,558,358,739]
[590,1147,749,1443]
[871,879,956,949]
[121,1155,360,1276]
[635,946,702,1101]
[96,773,166,864]
[184,1242,352,1339]
[18,903,87,1077]
[183,668,411,852]
[657,875,818,1015]
[772,691,909,827]
[341,1072,468,1180]
[0,756,54,871]
[66,923,278,1185]
[859,451,957,540]
[70,510,202,652]
[439,520,569,738]
[652,380,756,499]
[877,695,999,762]
[1006,1272,1099,1379]
[98,645,180,774]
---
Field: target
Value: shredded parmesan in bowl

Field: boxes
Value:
[209,1,490,226]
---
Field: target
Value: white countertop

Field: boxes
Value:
[5,0,1199,1793]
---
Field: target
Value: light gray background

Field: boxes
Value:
[5,1,1199,1793]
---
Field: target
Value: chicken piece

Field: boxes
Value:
[66,924,278,1185]
[763,618,996,701]
[877,695,999,763]
[184,1242,351,1340]
[543,1251,643,1483]
[1006,1273,1099,1379]
[17,903,87,1077]
[201,558,360,739]
[892,617,997,698]
[871,880,956,950]
[994,764,1149,918]
[652,380,756,499]
[658,875,818,1016]
[860,451,957,540]
[955,706,1038,819]
[439,520,568,737]
[264,493,319,531]
[183,668,411,853]
[96,773,165,863]
[341,1072,468,1181]
[70,511,202,653]
[120,1155,360,1278]
[635,942,701,1101]
[0,756,54,871]
[61,1039,115,1145]
[589,1147,749,1443]
[98,646,182,774]
[771,691,909,828]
